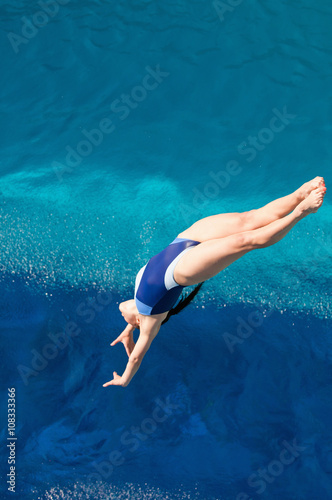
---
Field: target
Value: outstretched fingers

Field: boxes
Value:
[110,338,120,346]
[103,372,123,387]
[110,334,135,357]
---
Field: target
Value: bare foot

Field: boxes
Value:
[298,176,325,200]
[295,186,326,216]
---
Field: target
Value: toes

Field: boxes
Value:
[312,177,325,189]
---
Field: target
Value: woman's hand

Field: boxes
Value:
[103,316,162,388]
[103,371,126,387]
[111,326,136,357]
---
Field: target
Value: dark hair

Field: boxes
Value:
[161,282,204,325]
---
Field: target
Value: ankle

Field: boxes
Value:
[293,205,306,219]
[294,188,304,202]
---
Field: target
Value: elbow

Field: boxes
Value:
[129,354,142,365]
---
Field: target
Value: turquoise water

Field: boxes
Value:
[0,0,332,499]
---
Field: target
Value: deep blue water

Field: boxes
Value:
[0,0,332,499]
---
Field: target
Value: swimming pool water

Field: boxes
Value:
[0,0,332,499]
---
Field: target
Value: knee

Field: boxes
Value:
[233,231,255,251]
[254,239,272,249]
[240,210,257,230]
[249,232,272,250]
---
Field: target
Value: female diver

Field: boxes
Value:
[103,177,326,388]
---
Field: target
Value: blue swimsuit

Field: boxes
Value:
[134,237,201,315]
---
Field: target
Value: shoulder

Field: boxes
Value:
[139,311,168,333]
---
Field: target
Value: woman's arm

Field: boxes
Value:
[110,323,136,357]
[120,324,160,386]
[103,315,164,387]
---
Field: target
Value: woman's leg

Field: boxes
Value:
[174,187,326,286]
[177,177,325,242]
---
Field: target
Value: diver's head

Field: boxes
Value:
[119,300,140,327]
